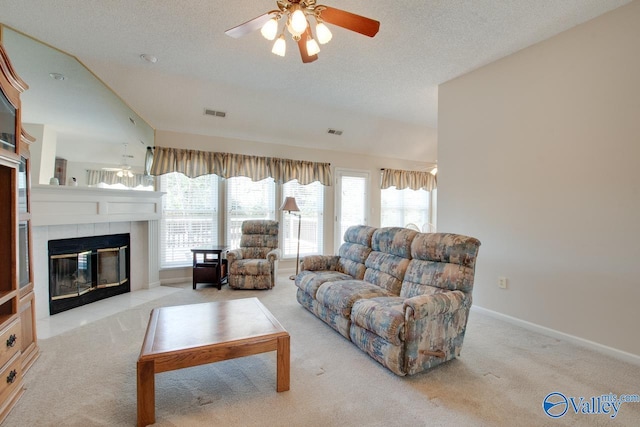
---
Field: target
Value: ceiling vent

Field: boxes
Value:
[327,129,343,136]
[204,109,227,118]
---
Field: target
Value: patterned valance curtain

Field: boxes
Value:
[86,169,148,188]
[381,168,437,191]
[150,146,332,186]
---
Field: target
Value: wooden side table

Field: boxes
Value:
[191,246,228,290]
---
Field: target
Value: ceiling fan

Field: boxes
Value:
[225,0,380,63]
[102,143,135,178]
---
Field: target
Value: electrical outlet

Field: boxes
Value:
[498,277,508,289]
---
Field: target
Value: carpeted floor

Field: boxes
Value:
[5,274,640,426]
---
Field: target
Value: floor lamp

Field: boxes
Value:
[280,197,301,280]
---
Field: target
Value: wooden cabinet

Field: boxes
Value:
[0,39,37,423]
[18,137,38,373]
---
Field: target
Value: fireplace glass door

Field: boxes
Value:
[97,246,128,288]
[50,250,92,300]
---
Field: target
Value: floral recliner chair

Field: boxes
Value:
[227,220,280,290]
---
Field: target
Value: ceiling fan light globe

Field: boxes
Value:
[316,22,332,44]
[306,38,320,56]
[272,35,286,57]
[260,18,278,41]
[290,9,307,35]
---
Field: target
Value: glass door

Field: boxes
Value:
[334,170,369,252]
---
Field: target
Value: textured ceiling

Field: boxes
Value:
[0,0,632,164]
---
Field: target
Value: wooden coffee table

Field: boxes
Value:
[136,297,290,427]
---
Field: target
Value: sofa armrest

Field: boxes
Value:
[226,249,244,265]
[267,248,280,263]
[404,291,468,320]
[300,255,339,272]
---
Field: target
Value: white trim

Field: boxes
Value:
[160,277,191,285]
[472,305,640,366]
[31,185,164,226]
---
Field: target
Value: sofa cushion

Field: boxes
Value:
[241,219,279,236]
[363,252,410,295]
[229,258,272,276]
[371,227,417,259]
[296,270,354,297]
[401,233,481,297]
[316,280,392,316]
[343,225,376,246]
[351,297,406,346]
[333,225,375,278]
[336,242,371,279]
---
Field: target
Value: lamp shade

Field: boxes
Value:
[279,196,300,212]
[272,35,286,57]
[261,18,278,40]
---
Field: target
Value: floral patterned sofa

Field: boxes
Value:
[294,226,481,376]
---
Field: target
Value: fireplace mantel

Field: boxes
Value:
[31,185,164,226]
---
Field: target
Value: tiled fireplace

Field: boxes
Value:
[31,185,163,320]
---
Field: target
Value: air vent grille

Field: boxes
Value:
[327,129,343,136]
[204,109,227,118]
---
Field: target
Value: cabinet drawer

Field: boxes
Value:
[0,321,20,368]
[0,353,21,407]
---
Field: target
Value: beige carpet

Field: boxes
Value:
[5,274,640,426]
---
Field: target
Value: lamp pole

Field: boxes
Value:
[279,196,301,280]
[295,212,301,276]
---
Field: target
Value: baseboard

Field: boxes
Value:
[160,277,191,285]
[471,305,640,366]
[145,280,162,289]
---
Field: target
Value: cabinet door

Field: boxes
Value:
[0,88,18,157]
[0,165,17,326]
[19,292,38,372]
[18,155,33,294]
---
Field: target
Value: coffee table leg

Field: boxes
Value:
[276,335,290,392]
[137,359,156,427]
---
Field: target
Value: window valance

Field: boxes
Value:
[381,168,437,191]
[150,146,332,186]
[86,169,150,188]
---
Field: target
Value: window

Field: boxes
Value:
[225,177,276,248]
[381,186,434,231]
[282,180,324,257]
[160,173,219,268]
[158,173,326,266]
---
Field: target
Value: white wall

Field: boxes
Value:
[155,130,432,278]
[438,2,640,356]
[24,123,56,184]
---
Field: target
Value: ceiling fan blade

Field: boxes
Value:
[298,30,318,63]
[225,12,275,38]
[318,6,380,37]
